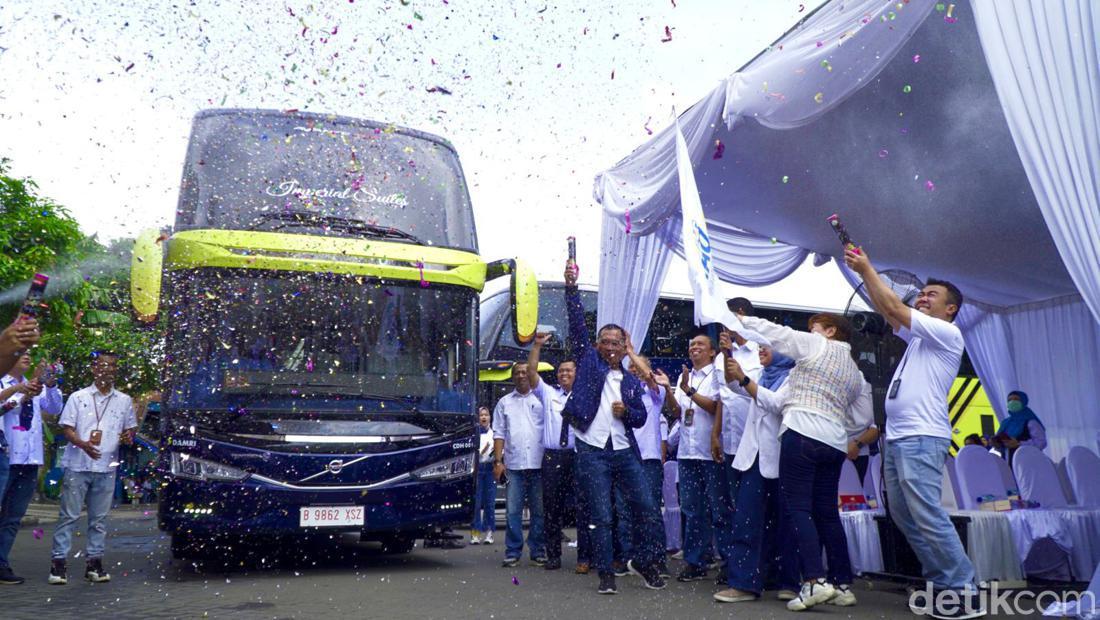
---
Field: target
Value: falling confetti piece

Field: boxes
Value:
[32,528,44,540]
[820,59,832,72]
[813,92,824,104]
[798,4,805,12]
[643,117,653,135]
[925,180,936,191]
[913,54,921,63]
[816,41,823,48]
[624,210,632,234]
[903,84,912,93]
[416,262,429,288]
[712,139,724,160]
[770,237,778,244]
[878,149,889,158]
[935,2,945,10]
[426,86,452,95]
[512,576,519,585]
[781,175,790,184]
[660,26,672,43]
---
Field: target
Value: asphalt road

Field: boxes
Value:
[1,512,1049,619]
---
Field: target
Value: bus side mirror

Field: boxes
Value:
[511,259,538,346]
[131,229,164,323]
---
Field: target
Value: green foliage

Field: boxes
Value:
[0,158,162,395]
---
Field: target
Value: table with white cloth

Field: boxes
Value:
[840,508,1100,583]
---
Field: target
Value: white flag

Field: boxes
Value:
[674,118,769,346]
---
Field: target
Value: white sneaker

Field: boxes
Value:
[828,584,857,607]
[776,589,799,601]
[484,532,494,545]
[714,587,757,603]
[786,580,836,611]
[670,550,684,560]
[470,534,481,545]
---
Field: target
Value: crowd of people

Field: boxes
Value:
[0,314,137,586]
[482,249,986,619]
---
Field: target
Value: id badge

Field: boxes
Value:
[888,379,901,399]
[684,408,694,427]
[89,429,103,446]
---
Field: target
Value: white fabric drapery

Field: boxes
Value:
[596,213,675,349]
[971,0,1100,327]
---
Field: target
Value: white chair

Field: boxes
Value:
[662,460,682,551]
[1065,446,1100,507]
[955,445,1010,510]
[1012,445,1070,509]
[1055,457,1079,506]
[838,459,864,500]
[994,454,1017,497]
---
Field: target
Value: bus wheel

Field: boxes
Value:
[380,535,416,554]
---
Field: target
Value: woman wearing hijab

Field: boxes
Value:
[993,390,1046,459]
[714,345,801,605]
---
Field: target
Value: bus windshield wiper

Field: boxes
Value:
[247,212,423,244]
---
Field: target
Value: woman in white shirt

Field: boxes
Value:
[737,313,869,611]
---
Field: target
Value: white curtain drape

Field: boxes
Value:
[971,0,1100,327]
[596,214,675,349]
[1003,298,1100,461]
[955,305,1018,421]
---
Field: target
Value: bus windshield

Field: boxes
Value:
[166,269,476,415]
[175,110,477,252]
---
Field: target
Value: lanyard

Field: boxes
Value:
[93,391,114,431]
[690,367,715,392]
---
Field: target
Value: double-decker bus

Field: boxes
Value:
[130,109,537,557]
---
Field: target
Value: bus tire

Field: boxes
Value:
[380,535,416,554]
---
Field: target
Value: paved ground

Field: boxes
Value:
[1,510,1058,619]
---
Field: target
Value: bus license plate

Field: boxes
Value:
[299,506,364,528]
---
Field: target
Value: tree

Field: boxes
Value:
[0,158,161,395]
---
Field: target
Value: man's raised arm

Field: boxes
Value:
[844,248,911,331]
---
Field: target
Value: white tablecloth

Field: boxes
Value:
[839,507,1100,583]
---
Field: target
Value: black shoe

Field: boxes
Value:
[501,557,520,568]
[597,573,618,595]
[47,559,67,585]
[612,560,629,577]
[85,557,110,583]
[677,564,709,582]
[657,563,671,580]
[544,557,562,570]
[714,566,728,585]
[627,559,667,590]
[0,567,25,585]
[532,556,548,567]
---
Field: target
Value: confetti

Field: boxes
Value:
[925,180,936,192]
[660,26,672,43]
[416,261,429,288]
[32,528,44,540]
[712,140,724,160]
[820,59,832,72]
[878,149,889,158]
[425,86,452,95]
[781,175,790,184]
[813,92,824,104]
[913,54,921,63]
[511,576,519,585]
[936,2,945,10]
[903,84,912,93]
[798,4,805,12]
[644,117,653,135]
[624,210,632,234]
[770,237,778,244]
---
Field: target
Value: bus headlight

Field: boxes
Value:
[170,453,248,482]
[411,453,475,481]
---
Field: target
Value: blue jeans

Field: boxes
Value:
[504,468,544,560]
[885,436,976,590]
[473,463,495,532]
[0,450,9,507]
[678,458,732,568]
[0,464,38,568]
[778,431,851,584]
[612,459,666,564]
[575,441,663,575]
[724,459,800,594]
[51,469,116,560]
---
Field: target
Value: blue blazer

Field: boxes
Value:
[560,286,648,458]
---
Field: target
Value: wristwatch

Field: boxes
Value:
[685,387,697,397]
[855,440,865,449]
[738,376,751,388]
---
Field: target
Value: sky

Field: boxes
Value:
[0,0,855,311]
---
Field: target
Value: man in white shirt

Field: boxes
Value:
[0,355,63,584]
[669,334,728,583]
[846,249,981,620]
[527,334,588,572]
[49,352,137,586]
[492,363,547,567]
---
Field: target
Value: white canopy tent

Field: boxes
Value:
[593,0,1100,461]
